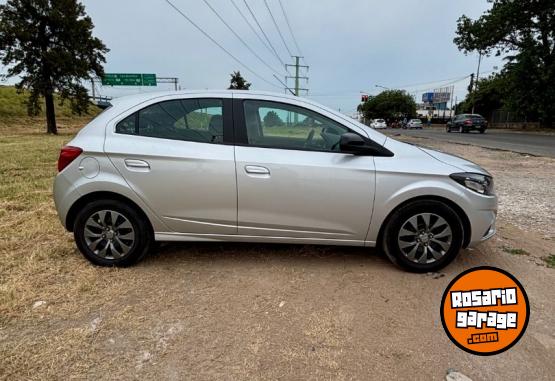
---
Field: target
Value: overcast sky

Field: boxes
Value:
[2,0,504,114]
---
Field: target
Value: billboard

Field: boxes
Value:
[422,92,434,103]
[422,91,450,103]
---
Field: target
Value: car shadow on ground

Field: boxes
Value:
[145,241,391,266]
[130,241,497,280]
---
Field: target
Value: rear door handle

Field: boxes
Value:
[245,165,270,175]
[124,159,150,171]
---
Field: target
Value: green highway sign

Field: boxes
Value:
[141,73,157,86]
[101,73,157,86]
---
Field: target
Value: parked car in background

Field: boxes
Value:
[54,90,497,272]
[447,114,488,133]
[405,119,423,129]
[371,119,387,129]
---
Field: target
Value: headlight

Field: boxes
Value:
[450,172,494,195]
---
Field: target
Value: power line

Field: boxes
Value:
[277,0,304,60]
[163,0,281,89]
[273,74,295,95]
[229,0,274,61]
[242,0,285,67]
[263,0,293,58]
[201,0,285,77]
[386,75,472,90]
[309,75,472,98]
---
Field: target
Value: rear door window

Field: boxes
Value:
[116,98,224,143]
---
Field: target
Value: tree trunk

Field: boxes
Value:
[44,90,57,134]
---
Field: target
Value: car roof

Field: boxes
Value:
[109,89,314,107]
[106,89,352,122]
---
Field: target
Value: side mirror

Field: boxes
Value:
[339,133,373,155]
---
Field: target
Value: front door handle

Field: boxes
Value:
[124,159,150,171]
[245,165,270,175]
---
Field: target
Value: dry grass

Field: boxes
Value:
[1,120,555,380]
[0,117,125,379]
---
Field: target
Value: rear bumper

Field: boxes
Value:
[53,172,81,230]
[458,124,487,130]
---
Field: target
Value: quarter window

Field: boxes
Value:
[115,98,224,143]
[243,100,354,152]
[115,114,136,135]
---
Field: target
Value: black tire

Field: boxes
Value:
[479,128,485,134]
[446,127,451,133]
[381,200,464,272]
[74,199,153,267]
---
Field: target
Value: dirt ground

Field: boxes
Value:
[1,123,554,380]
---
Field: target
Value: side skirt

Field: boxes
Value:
[155,232,375,247]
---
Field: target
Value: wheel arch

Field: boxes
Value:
[65,191,154,236]
[376,195,472,249]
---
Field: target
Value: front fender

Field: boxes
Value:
[365,173,472,244]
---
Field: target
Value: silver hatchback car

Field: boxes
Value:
[54,90,497,272]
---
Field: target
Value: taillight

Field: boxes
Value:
[58,146,82,172]
[464,120,472,125]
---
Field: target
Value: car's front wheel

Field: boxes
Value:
[381,200,464,272]
[74,199,153,267]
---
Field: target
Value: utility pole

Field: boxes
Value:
[449,85,455,118]
[285,56,308,96]
[471,52,482,114]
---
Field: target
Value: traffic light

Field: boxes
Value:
[361,94,368,102]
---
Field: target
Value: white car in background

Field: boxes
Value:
[371,119,387,129]
[406,119,423,129]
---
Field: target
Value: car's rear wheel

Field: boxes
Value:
[74,199,153,267]
[381,200,464,272]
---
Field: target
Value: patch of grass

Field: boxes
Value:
[544,255,555,268]
[0,85,100,122]
[502,246,529,256]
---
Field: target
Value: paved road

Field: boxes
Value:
[383,128,555,157]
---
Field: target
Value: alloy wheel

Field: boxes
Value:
[397,213,453,264]
[83,210,135,259]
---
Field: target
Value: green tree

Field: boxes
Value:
[360,90,416,121]
[457,74,506,120]
[454,0,555,127]
[263,110,283,127]
[0,0,108,134]
[228,70,251,90]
